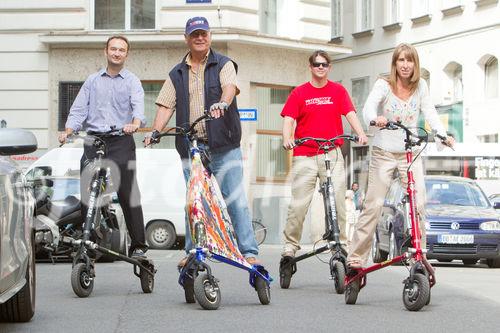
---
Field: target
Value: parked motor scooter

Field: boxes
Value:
[32,176,127,262]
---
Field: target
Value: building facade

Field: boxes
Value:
[0,0,351,244]
[330,0,500,194]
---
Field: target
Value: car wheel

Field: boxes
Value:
[371,232,387,263]
[146,221,176,250]
[462,259,477,266]
[486,257,500,268]
[388,230,398,260]
[0,234,36,322]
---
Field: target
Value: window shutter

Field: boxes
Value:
[58,82,83,131]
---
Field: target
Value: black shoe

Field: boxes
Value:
[131,248,147,259]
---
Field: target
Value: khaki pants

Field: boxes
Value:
[347,147,426,265]
[283,148,346,252]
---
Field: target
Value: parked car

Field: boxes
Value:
[489,193,500,206]
[0,128,37,322]
[372,175,500,268]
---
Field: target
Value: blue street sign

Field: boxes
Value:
[239,109,257,121]
[186,0,211,3]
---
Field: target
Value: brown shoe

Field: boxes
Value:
[246,257,261,266]
[177,256,189,270]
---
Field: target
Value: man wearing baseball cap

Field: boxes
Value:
[145,17,260,268]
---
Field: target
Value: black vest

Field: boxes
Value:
[169,49,242,159]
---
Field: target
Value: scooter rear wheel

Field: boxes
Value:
[194,273,221,310]
[345,278,360,305]
[71,263,94,298]
[331,261,346,294]
[255,276,271,305]
[140,265,154,293]
[402,273,430,311]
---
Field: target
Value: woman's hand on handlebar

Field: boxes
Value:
[436,134,456,149]
[370,116,388,128]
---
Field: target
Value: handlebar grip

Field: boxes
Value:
[350,135,359,142]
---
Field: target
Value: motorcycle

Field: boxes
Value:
[32,176,128,263]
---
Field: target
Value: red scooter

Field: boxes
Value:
[344,121,450,311]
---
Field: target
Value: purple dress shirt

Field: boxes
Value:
[65,68,146,132]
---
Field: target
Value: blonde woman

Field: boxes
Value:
[347,43,455,269]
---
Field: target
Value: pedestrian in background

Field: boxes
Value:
[345,189,357,244]
[351,181,364,212]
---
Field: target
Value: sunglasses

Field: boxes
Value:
[312,62,330,68]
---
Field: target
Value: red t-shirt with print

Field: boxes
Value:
[281,81,355,156]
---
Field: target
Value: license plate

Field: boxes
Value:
[438,234,474,244]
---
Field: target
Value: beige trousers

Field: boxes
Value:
[347,147,426,264]
[283,148,346,252]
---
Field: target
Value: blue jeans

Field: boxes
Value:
[182,146,259,258]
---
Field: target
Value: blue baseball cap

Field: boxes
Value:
[185,17,210,35]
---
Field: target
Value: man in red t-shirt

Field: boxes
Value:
[281,50,368,258]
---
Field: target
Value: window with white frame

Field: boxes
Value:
[444,62,463,103]
[351,77,370,130]
[477,134,498,143]
[357,0,373,31]
[386,0,400,24]
[255,85,292,181]
[411,0,429,18]
[260,0,277,35]
[94,0,156,30]
[485,57,498,99]
[331,0,343,38]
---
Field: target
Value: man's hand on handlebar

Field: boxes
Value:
[357,133,369,145]
[209,101,228,119]
[282,137,296,150]
[123,123,139,135]
[58,129,74,145]
[143,130,161,147]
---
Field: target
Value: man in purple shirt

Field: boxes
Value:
[58,36,148,258]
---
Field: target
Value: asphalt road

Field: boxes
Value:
[1,246,500,333]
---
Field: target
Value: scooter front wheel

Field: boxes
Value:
[345,278,360,305]
[402,273,430,311]
[139,265,154,293]
[194,273,221,310]
[71,263,94,298]
[331,260,346,294]
[255,276,271,305]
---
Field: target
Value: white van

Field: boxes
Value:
[26,147,186,249]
